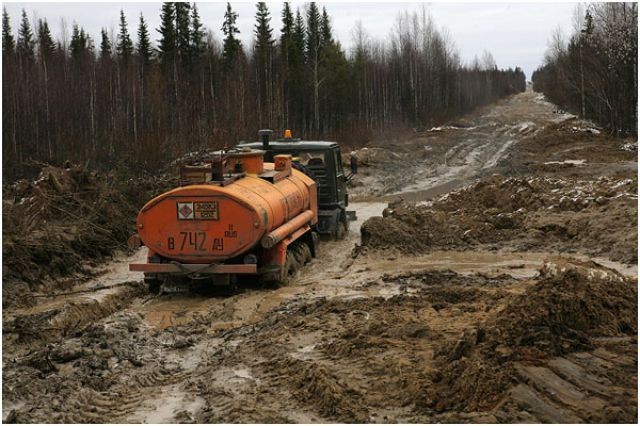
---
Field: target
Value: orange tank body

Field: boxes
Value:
[136,163,317,264]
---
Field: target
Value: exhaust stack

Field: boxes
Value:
[259,129,273,151]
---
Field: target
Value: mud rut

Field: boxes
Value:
[3,90,637,423]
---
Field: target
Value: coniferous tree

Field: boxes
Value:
[320,6,333,47]
[306,3,321,61]
[190,3,206,62]
[137,13,152,65]
[289,9,307,128]
[70,24,88,61]
[255,2,274,50]
[293,10,306,62]
[254,2,274,125]
[2,7,15,56]
[17,9,35,61]
[279,2,294,125]
[116,9,133,63]
[36,17,56,162]
[280,2,294,58]
[221,2,241,71]
[37,19,55,60]
[99,28,112,60]
[175,2,191,66]
[306,2,322,132]
[157,2,176,73]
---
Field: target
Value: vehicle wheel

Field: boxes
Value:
[285,247,300,277]
[298,242,312,264]
[145,278,161,294]
[335,221,347,241]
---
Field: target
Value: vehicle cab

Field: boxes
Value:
[238,130,356,239]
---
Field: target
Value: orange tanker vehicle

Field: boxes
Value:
[129,130,356,292]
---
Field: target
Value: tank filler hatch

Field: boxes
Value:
[179,151,245,187]
[179,146,290,186]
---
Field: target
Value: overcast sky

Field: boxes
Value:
[3,1,579,79]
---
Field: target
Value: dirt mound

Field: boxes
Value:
[519,118,636,165]
[361,174,637,263]
[492,261,635,354]
[2,163,177,307]
[427,260,637,413]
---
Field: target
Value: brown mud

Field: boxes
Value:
[3,89,637,423]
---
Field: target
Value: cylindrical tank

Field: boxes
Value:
[136,163,317,264]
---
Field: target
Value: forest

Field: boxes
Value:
[2,2,526,179]
[532,2,637,135]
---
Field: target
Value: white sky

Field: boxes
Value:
[2,1,580,79]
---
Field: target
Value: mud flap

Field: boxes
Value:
[346,210,357,221]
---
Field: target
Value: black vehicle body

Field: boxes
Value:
[239,133,354,239]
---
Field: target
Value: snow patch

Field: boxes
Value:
[543,159,587,166]
[571,126,601,134]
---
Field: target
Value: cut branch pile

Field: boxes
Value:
[2,163,177,302]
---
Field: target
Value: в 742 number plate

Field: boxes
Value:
[177,201,219,220]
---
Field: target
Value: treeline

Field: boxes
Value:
[532,2,637,135]
[2,2,526,179]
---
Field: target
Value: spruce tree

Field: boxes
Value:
[191,3,206,62]
[289,8,307,125]
[305,2,321,59]
[254,2,274,124]
[306,2,322,132]
[2,7,15,56]
[137,13,152,65]
[116,9,133,63]
[221,2,241,71]
[293,9,306,62]
[17,9,35,61]
[255,2,274,50]
[280,2,294,61]
[175,1,191,63]
[157,2,176,72]
[320,6,333,47]
[99,28,112,60]
[70,23,87,61]
[37,19,55,61]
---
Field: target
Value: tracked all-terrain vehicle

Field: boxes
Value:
[129,130,356,291]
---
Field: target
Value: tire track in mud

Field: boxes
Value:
[4,284,143,345]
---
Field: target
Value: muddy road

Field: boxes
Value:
[3,89,637,423]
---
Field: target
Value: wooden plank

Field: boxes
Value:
[516,365,608,419]
[547,357,617,396]
[507,384,583,423]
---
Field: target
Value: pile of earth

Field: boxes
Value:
[360,174,637,263]
[2,163,177,307]
[499,118,637,176]
[426,259,637,419]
